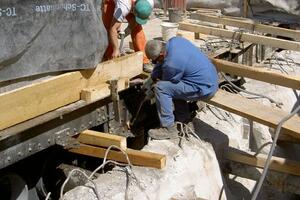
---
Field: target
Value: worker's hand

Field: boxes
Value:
[124,25,131,38]
[117,31,125,39]
[112,49,120,58]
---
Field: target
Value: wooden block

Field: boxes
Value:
[177,30,195,41]
[224,147,300,176]
[205,90,300,140]
[80,78,129,102]
[0,52,143,130]
[77,130,127,150]
[69,144,166,169]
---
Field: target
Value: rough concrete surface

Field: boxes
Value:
[64,138,229,200]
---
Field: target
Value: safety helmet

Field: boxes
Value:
[134,0,153,25]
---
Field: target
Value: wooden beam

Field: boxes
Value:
[179,22,300,51]
[224,148,300,176]
[225,159,300,194]
[190,8,221,14]
[69,144,166,169]
[0,52,143,131]
[211,59,300,90]
[77,130,127,150]
[177,30,195,41]
[190,13,300,40]
[80,78,129,102]
[205,90,300,139]
[243,0,248,17]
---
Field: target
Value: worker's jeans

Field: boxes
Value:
[155,81,215,127]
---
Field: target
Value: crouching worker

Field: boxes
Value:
[145,37,219,139]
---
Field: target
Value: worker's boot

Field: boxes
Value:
[148,124,179,140]
[143,63,154,73]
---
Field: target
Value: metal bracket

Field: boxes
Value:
[110,79,121,123]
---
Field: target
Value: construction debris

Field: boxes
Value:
[63,138,228,200]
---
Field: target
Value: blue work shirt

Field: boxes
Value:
[151,37,218,97]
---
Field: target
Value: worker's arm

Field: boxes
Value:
[109,18,122,58]
[151,63,163,81]
[162,63,184,83]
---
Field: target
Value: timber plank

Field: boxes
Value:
[0,52,143,131]
[224,148,300,176]
[80,78,129,102]
[211,59,300,90]
[191,13,300,41]
[179,22,300,51]
[0,72,83,131]
[77,130,127,150]
[205,90,300,139]
[69,144,166,169]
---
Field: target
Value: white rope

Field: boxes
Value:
[45,192,51,200]
[176,122,202,145]
[251,104,300,200]
[60,168,101,200]
[89,145,131,178]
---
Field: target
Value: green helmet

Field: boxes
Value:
[134,0,153,25]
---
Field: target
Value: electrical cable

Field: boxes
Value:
[45,192,51,200]
[60,168,101,200]
[60,145,149,200]
[251,104,300,200]
[220,72,283,108]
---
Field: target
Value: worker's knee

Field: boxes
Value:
[154,81,179,98]
[155,81,170,93]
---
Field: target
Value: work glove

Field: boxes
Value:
[129,77,154,101]
[142,77,154,100]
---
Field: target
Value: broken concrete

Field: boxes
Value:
[63,138,229,200]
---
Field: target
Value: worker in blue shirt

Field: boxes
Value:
[145,37,218,139]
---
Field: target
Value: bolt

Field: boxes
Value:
[97,108,101,113]
[48,139,51,143]
[89,121,92,125]
[7,157,11,162]
[102,116,106,120]
[18,152,22,157]
[28,147,32,152]
[97,118,101,122]
[74,128,77,133]
[38,143,42,148]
